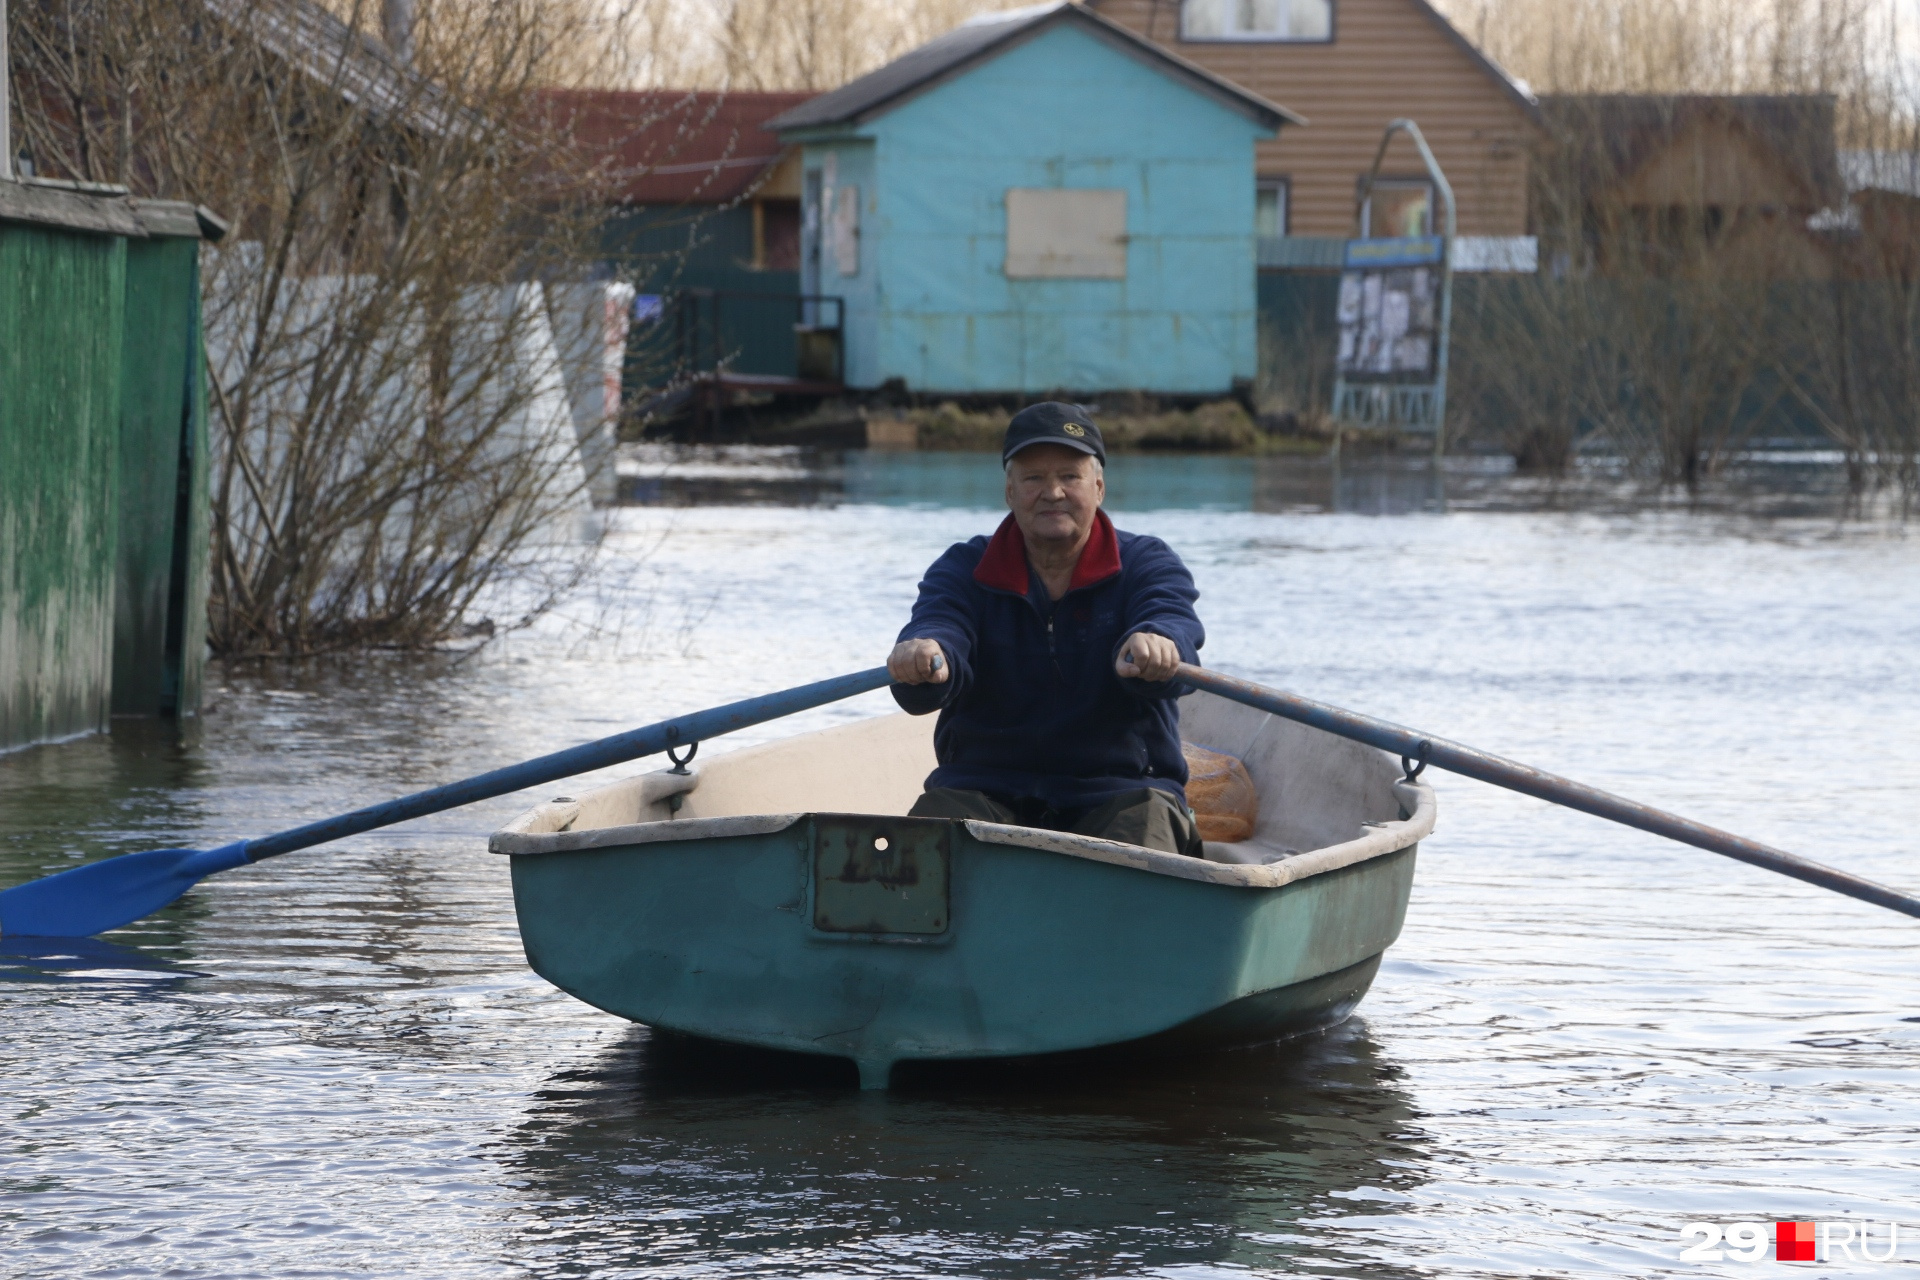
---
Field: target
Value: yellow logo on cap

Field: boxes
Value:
[1062,423,1086,437]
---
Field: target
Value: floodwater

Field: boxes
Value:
[4,449,1917,1278]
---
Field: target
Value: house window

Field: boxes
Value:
[1182,0,1333,42]
[1363,180,1433,237]
[1256,178,1290,237]
[1005,188,1128,279]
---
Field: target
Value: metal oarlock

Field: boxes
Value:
[1400,739,1430,782]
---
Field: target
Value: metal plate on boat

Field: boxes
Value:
[811,815,951,935]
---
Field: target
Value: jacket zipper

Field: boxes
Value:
[980,574,1105,683]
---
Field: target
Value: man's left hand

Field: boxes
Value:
[1115,632,1180,681]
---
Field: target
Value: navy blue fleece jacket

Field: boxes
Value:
[890,510,1204,811]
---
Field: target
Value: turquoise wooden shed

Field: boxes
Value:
[766,2,1299,396]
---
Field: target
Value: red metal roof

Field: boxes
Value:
[535,90,817,205]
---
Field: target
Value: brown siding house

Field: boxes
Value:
[1088,0,1540,241]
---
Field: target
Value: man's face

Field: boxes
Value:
[1005,444,1104,548]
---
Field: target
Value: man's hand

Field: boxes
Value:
[889,638,949,685]
[1115,632,1180,681]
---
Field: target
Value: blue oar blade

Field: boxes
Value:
[1,667,893,939]
[0,843,249,939]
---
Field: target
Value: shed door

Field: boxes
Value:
[801,167,823,323]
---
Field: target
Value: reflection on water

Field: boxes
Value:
[503,1021,1424,1278]
[619,442,1889,519]
[4,451,1916,1277]
[0,717,213,862]
[0,935,205,985]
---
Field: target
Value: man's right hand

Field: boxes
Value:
[888,638,949,685]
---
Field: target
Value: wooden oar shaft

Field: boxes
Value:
[1178,664,1920,920]
[241,667,893,863]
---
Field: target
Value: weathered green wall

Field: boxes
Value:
[0,223,127,751]
[113,237,209,718]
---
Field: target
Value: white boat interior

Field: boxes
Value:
[497,690,1436,890]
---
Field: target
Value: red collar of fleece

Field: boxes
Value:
[973,510,1121,595]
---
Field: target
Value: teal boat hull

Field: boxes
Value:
[508,814,1417,1088]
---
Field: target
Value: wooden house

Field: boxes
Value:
[538,90,825,387]
[766,3,1295,395]
[540,90,815,281]
[1535,95,1844,278]
[1087,0,1542,269]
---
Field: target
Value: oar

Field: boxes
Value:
[0,667,892,938]
[1176,663,1920,919]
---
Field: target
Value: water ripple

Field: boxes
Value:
[4,462,1917,1277]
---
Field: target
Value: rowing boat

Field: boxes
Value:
[491,688,1435,1088]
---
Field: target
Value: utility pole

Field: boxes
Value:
[2,0,13,180]
[382,0,414,64]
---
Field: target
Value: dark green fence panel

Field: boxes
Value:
[0,222,127,751]
[1257,270,1341,414]
[112,236,209,718]
[606,204,804,386]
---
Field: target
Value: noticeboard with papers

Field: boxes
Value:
[1335,236,1445,382]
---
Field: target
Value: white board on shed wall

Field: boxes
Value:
[833,186,860,276]
[1004,188,1127,279]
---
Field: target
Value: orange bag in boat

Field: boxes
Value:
[1181,742,1259,844]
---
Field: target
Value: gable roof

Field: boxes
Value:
[536,90,814,204]
[1081,0,1539,128]
[765,1,1301,134]
[204,0,470,139]
[1402,0,1541,123]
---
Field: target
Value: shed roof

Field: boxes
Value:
[536,90,814,205]
[1539,94,1843,207]
[204,0,471,139]
[0,178,227,240]
[765,1,1301,134]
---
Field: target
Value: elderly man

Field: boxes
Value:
[888,402,1205,858]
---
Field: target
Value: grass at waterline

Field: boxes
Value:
[880,399,1330,455]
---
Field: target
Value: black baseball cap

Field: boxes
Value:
[1002,402,1105,465]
